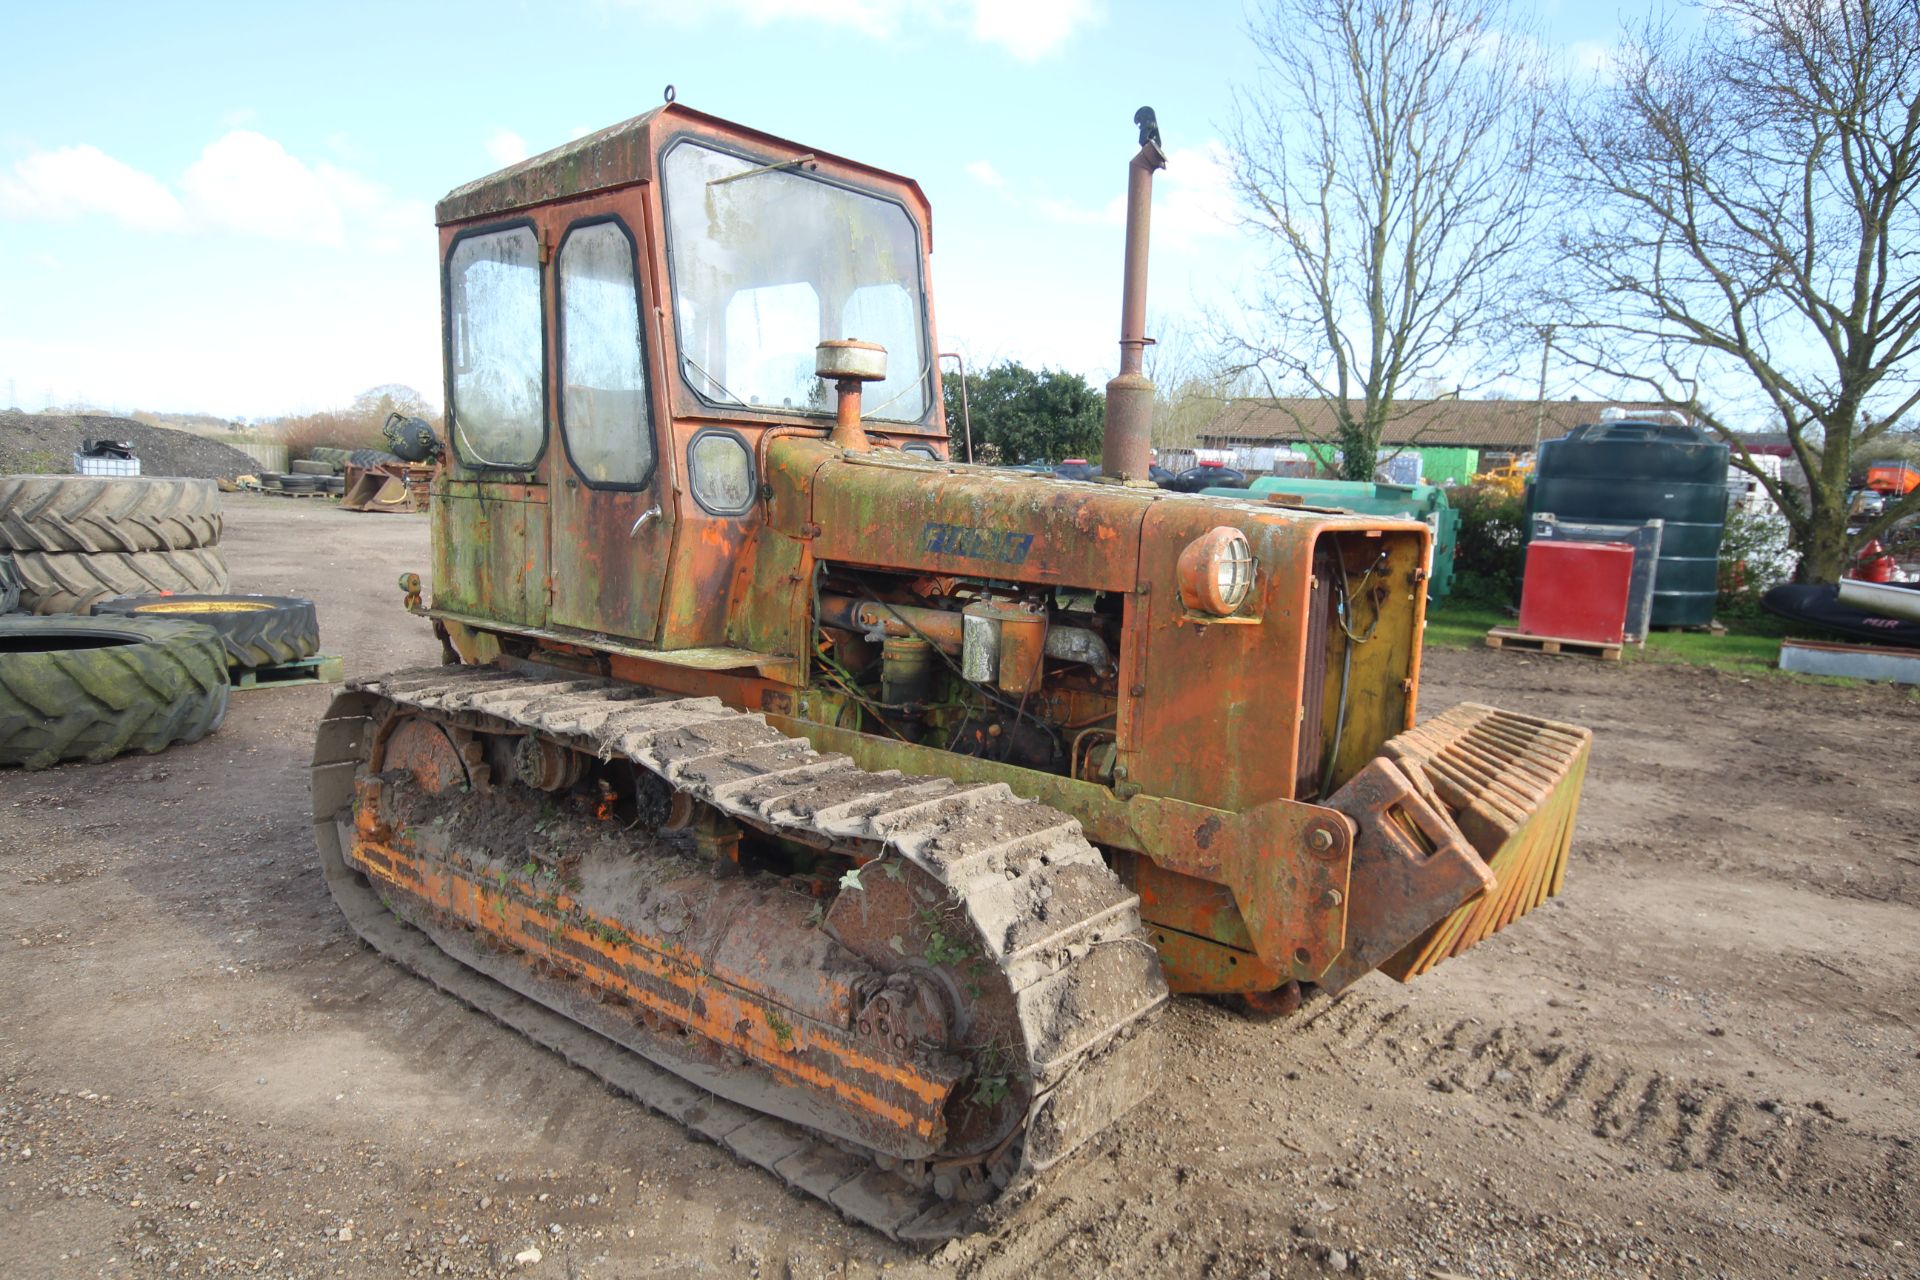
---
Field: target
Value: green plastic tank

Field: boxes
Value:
[1202,477,1458,599]
[1526,418,1729,628]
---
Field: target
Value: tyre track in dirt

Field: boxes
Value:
[1289,993,1911,1230]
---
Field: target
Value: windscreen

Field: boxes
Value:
[662,140,931,425]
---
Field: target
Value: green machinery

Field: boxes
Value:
[1203,477,1458,600]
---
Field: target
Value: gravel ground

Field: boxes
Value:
[0,412,256,479]
[1,495,1915,1280]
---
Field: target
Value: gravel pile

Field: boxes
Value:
[0,411,256,480]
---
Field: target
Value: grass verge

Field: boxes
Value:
[1422,596,1886,686]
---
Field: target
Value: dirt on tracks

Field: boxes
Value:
[1,495,1914,1280]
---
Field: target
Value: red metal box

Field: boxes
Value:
[1518,541,1635,645]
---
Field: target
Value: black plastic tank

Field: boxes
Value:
[1527,417,1729,627]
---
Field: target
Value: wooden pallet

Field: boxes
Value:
[232,654,344,690]
[1484,626,1622,661]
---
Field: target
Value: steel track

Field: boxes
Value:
[312,664,1168,1242]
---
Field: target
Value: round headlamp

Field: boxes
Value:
[1177,527,1256,616]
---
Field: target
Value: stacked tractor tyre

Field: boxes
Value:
[0,474,230,614]
[0,475,233,769]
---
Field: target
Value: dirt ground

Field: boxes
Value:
[3,495,1915,1280]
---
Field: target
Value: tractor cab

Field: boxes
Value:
[430,104,946,655]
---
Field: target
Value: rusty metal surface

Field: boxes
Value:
[435,103,933,238]
[430,480,549,629]
[313,665,1166,1238]
[1128,501,1426,815]
[1314,756,1496,994]
[380,715,470,794]
[807,449,1153,592]
[769,714,1355,987]
[405,99,1594,1048]
[340,462,433,513]
[1100,130,1166,483]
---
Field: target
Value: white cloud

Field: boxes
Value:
[0,131,428,254]
[314,162,433,255]
[181,130,346,245]
[1026,140,1236,249]
[971,0,1099,60]
[964,159,1007,189]
[1153,141,1238,249]
[0,144,186,230]
[485,128,529,166]
[615,0,1100,58]
[1564,40,1616,78]
[1036,193,1123,228]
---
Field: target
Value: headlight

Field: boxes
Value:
[1177,527,1256,615]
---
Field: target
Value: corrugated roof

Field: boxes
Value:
[1198,397,1681,450]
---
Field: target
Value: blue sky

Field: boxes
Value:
[0,0,1644,419]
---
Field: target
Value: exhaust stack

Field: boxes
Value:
[1102,107,1166,484]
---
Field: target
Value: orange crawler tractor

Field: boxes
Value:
[312,102,1591,1239]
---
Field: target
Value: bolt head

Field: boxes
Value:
[1307,828,1334,852]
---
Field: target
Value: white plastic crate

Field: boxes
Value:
[73,454,140,476]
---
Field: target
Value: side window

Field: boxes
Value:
[558,220,654,487]
[448,226,544,469]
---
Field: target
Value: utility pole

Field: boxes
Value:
[1530,324,1555,455]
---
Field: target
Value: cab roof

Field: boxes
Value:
[435,102,932,231]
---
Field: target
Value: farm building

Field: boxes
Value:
[1188,396,1682,484]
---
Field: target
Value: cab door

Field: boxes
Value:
[547,212,671,641]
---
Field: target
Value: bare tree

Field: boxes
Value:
[1141,317,1236,451]
[1226,0,1548,480]
[1549,0,1920,583]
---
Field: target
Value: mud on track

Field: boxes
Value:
[2,495,1915,1279]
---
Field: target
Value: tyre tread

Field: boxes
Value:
[0,476,223,553]
[13,548,230,615]
[93,594,319,668]
[0,615,228,769]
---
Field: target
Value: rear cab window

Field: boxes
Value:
[446,224,545,469]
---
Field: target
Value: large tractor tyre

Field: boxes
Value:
[94,594,319,669]
[0,475,222,554]
[12,547,230,616]
[0,556,19,615]
[289,459,335,477]
[348,449,403,470]
[0,615,228,770]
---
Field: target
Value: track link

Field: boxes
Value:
[312,664,1168,1242]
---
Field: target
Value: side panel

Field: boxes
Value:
[654,421,760,650]
[430,480,550,628]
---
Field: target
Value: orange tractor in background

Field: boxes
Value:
[313,101,1591,1240]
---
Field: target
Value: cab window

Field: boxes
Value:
[558,219,654,487]
[447,225,544,469]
